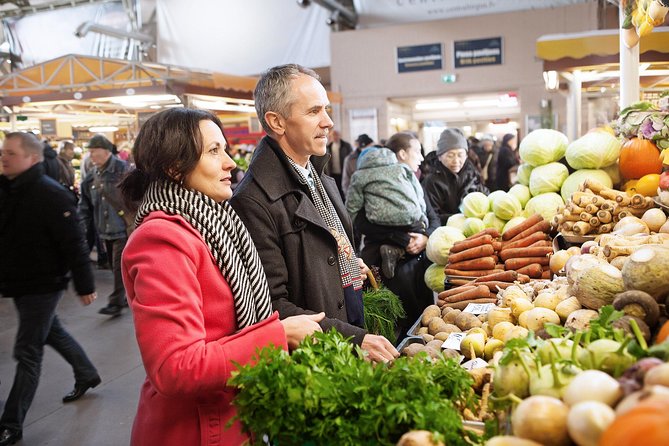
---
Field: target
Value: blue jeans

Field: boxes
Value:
[0,291,98,431]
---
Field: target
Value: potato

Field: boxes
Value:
[416,327,429,335]
[443,309,462,324]
[441,306,454,317]
[519,307,560,332]
[426,339,444,351]
[421,334,435,343]
[401,343,426,357]
[434,331,450,342]
[455,311,483,331]
[421,305,442,326]
[428,317,450,335]
[434,324,461,341]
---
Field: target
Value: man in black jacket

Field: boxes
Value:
[324,129,352,200]
[0,132,100,446]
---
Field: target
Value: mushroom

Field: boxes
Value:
[613,290,660,328]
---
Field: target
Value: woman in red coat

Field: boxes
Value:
[120,108,324,446]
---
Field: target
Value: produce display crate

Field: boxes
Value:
[406,313,423,337]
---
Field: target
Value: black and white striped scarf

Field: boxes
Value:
[287,158,363,291]
[135,180,273,329]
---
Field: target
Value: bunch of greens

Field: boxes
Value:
[363,284,405,343]
[613,101,669,150]
[234,156,249,171]
[229,330,479,446]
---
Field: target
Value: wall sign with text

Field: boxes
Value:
[453,37,502,68]
[397,43,443,73]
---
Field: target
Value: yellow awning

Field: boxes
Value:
[537,28,669,62]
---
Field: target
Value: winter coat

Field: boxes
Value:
[0,163,94,297]
[79,155,129,240]
[122,211,287,446]
[341,148,362,196]
[346,147,427,227]
[230,136,368,345]
[42,143,61,181]
[324,138,353,176]
[495,144,519,191]
[422,157,489,225]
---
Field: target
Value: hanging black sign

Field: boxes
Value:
[453,37,502,68]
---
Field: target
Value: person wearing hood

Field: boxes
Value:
[41,140,60,182]
[422,128,488,225]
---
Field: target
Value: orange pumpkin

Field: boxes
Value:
[619,138,663,180]
[657,320,669,344]
[598,400,669,446]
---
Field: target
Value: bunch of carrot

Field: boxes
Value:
[436,269,531,310]
[554,179,654,236]
[444,213,554,283]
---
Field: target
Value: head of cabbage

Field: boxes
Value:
[492,192,522,221]
[463,217,486,237]
[565,131,621,169]
[426,226,466,264]
[424,263,446,292]
[487,190,507,211]
[483,212,507,233]
[446,213,467,230]
[560,169,613,202]
[517,163,534,186]
[519,129,569,167]
[462,192,489,218]
[508,184,531,208]
[503,216,527,234]
[529,162,569,196]
[524,192,565,221]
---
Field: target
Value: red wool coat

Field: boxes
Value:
[122,211,287,446]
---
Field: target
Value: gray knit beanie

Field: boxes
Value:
[436,128,468,156]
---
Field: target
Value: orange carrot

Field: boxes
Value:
[501,232,549,251]
[504,257,550,270]
[502,213,544,241]
[499,246,554,262]
[529,240,553,248]
[437,285,476,300]
[470,228,501,239]
[541,270,552,280]
[517,274,531,283]
[450,234,494,253]
[508,220,552,243]
[475,281,516,293]
[492,241,503,252]
[494,264,505,270]
[472,270,518,283]
[448,279,474,286]
[444,298,498,310]
[514,263,543,278]
[447,256,496,271]
[444,268,499,277]
[444,285,491,303]
[447,243,495,264]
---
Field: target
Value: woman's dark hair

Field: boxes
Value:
[501,133,516,148]
[120,108,226,208]
[385,131,417,155]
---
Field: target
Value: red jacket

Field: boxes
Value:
[122,211,287,446]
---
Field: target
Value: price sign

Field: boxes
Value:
[461,358,488,371]
[463,303,496,315]
[441,332,466,350]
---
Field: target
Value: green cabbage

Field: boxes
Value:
[602,163,622,188]
[560,169,613,202]
[492,192,522,221]
[446,213,467,230]
[487,190,507,211]
[463,217,486,237]
[524,192,565,221]
[529,162,569,196]
[503,216,527,234]
[565,131,622,169]
[426,226,466,264]
[517,163,534,186]
[483,212,506,233]
[519,129,569,166]
[424,263,446,293]
[508,184,531,208]
[461,192,489,218]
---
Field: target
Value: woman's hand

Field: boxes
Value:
[358,257,370,277]
[406,232,428,255]
[280,312,325,350]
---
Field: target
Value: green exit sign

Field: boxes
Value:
[16,115,28,121]
[442,74,457,83]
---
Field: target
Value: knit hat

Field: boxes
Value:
[355,133,373,147]
[436,128,467,156]
[88,134,114,151]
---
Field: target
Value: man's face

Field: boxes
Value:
[1,137,39,180]
[482,140,494,153]
[89,147,112,168]
[278,74,333,164]
[439,148,468,174]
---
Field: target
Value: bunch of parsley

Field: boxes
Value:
[229,330,479,446]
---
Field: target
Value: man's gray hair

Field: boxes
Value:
[6,132,44,161]
[254,64,320,135]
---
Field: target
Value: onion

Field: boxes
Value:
[641,208,667,232]
[563,369,622,407]
[512,395,570,446]
[613,216,650,236]
[566,401,615,446]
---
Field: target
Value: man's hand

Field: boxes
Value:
[79,292,96,306]
[280,312,325,350]
[361,334,399,363]
[406,232,428,255]
[358,257,370,278]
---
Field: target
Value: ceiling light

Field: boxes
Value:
[415,101,460,110]
[89,126,119,132]
[462,99,499,108]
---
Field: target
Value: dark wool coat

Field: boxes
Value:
[0,164,94,297]
[230,136,367,345]
[422,157,489,225]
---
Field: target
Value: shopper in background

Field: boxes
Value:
[466,136,483,173]
[56,140,78,199]
[422,128,488,225]
[353,132,441,338]
[495,133,520,191]
[324,129,352,200]
[341,133,374,197]
[231,64,399,363]
[119,107,323,446]
[41,139,60,181]
[477,134,498,191]
[79,134,129,317]
[0,132,100,446]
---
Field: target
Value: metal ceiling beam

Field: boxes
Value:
[0,0,118,19]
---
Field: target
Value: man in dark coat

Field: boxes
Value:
[422,128,489,225]
[231,64,398,362]
[0,132,100,446]
[41,140,60,181]
[324,129,352,200]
